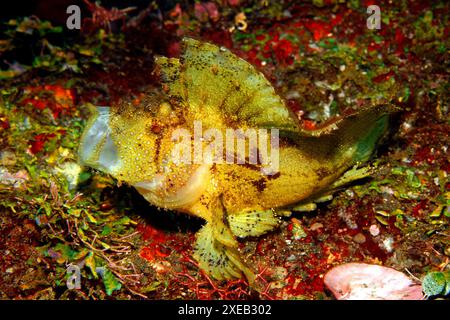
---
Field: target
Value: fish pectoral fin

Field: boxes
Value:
[192,196,256,284]
[228,209,280,238]
[210,196,239,248]
[193,223,255,284]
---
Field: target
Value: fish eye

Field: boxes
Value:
[158,102,172,117]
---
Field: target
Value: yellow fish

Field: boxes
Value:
[78,38,393,284]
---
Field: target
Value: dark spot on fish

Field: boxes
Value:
[316,167,330,180]
[241,162,260,171]
[267,172,281,180]
[154,134,162,163]
[150,123,162,134]
[252,178,267,193]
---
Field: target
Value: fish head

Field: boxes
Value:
[78,97,176,183]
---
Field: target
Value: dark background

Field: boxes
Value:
[0,0,181,24]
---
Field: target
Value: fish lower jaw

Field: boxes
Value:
[133,164,211,210]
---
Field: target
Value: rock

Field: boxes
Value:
[324,263,424,300]
[310,222,324,231]
[353,233,366,244]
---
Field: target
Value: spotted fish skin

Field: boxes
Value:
[78,38,394,285]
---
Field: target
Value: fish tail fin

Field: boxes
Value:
[351,113,389,163]
[337,104,395,164]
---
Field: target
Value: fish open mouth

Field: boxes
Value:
[133,164,211,209]
[78,106,122,175]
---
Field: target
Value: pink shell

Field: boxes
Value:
[324,263,424,300]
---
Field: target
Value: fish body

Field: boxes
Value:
[79,38,393,283]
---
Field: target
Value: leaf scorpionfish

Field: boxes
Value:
[78,38,394,285]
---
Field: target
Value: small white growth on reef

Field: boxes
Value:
[402,121,412,132]
[380,186,394,195]
[285,91,300,99]
[338,207,358,230]
[54,162,82,190]
[433,177,439,186]
[369,224,380,237]
[0,167,29,188]
[382,236,394,253]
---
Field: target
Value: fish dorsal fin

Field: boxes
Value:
[155,37,298,130]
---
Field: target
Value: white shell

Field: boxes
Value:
[324,263,423,300]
